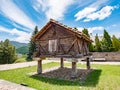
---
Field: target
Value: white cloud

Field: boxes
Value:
[90,0,109,8]
[75,7,96,21]
[110,32,120,38]
[74,0,117,22]
[88,26,104,33]
[0,26,31,43]
[33,0,74,20]
[0,0,36,30]
[11,29,31,43]
[77,27,84,32]
[77,26,104,34]
[84,6,116,22]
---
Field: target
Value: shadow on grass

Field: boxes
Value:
[82,69,102,87]
[30,69,102,87]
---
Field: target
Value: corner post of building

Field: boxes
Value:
[60,58,64,68]
[71,58,78,78]
[86,57,90,70]
[37,59,42,74]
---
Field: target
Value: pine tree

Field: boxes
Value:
[103,29,112,51]
[112,35,120,51]
[95,34,101,52]
[89,43,94,52]
[27,26,38,60]
[100,38,108,52]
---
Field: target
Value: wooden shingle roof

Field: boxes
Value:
[34,19,93,42]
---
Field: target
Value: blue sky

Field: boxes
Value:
[0,0,120,43]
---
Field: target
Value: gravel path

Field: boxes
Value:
[80,61,120,65]
[0,60,54,71]
[0,79,35,90]
[0,60,120,71]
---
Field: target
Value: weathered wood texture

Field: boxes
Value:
[37,60,42,74]
[71,61,77,78]
[60,58,64,68]
[34,20,91,58]
[86,57,90,70]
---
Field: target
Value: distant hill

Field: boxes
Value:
[10,41,29,54]
[16,46,29,54]
[10,41,28,49]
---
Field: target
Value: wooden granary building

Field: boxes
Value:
[33,19,92,77]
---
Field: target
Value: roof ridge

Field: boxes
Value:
[50,19,78,32]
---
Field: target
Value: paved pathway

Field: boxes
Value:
[0,60,53,71]
[0,79,35,90]
[0,60,120,71]
[80,61,120,65]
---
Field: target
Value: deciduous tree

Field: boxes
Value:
[0,39,17,64]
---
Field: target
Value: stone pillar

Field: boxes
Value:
[71,58,78,78]
[86,57,90,70]
[60,58,64,68]
[37,60,42,74]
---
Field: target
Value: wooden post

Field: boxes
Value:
[71,60,77,78]
[86,57,90,70]
[60,58,64,68]
[37,60,42,74]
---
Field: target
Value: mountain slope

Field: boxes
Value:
[16,46,29,54]
[10,41,29,54]
[10,41,28,49]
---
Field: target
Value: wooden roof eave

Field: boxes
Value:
[33,21,52,41]
[33,19,93,42]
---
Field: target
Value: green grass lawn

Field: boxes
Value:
[0,62,120,90]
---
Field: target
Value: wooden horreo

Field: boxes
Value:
[33,19,92,77]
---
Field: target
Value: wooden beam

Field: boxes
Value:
[51,25,57,37]
[35,23,52,39]
[82,40,86,55]
[37,60,42,74]
[83,41,87,55]
[38,36,74,41]
[59,44,66,54]
[86,57,90,70]
[60,58,64,68]
[39,44,46,54]
[77,39,81,54]
[71,61,77,78]
[66,39,77,53]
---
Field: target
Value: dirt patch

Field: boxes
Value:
[35,67,93,81]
